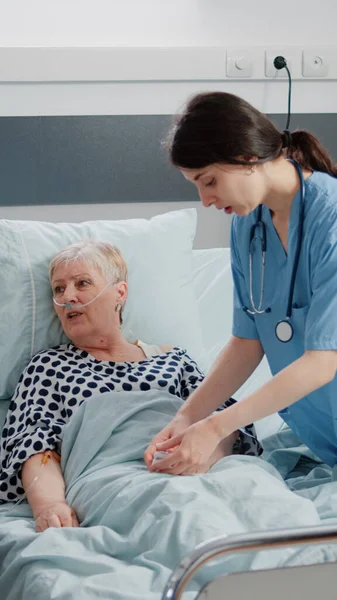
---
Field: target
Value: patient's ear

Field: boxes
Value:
[115,281,128,304]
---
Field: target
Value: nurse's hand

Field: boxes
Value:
[148,418,222,475]
[144,412,192,469]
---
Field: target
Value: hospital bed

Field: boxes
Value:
[1,213,337,599]
[162,525,337,599]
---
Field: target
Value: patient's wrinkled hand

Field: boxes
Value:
[34,501,79,532]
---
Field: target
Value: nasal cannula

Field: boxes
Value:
[53,280,114,310]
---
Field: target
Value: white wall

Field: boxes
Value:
[0,0,335,248]
[0,0,335,117]
[0,0,335,47]
[1,0,335,116]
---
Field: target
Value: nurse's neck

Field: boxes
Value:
[263,157,312,222]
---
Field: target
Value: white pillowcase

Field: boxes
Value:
[0,209,205,400]
[192,248,284,440]
[192,248,233,370]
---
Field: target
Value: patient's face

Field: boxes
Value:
[51,260,125,346]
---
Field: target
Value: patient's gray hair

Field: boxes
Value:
[49,239,128,283]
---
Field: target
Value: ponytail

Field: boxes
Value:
[287,130,337,178]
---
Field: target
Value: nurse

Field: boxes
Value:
[144,91,337,475]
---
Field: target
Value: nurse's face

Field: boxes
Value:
[180,163,265,216]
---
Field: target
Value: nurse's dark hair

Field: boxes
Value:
[166,91,337,177]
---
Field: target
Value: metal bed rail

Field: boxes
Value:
[161,524,337,600]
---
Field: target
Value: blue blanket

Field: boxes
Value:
[0,390,336,600]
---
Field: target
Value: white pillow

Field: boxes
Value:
[192,248,232,370]
[0,209,205,400]
[192,248,284,440]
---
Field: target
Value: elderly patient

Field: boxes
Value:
[0,240,261,532]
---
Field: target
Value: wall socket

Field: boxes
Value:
[226,46,331,79]
[302,48,329,77]
[265,48,296,78]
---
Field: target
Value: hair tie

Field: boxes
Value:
[282,129,293,148]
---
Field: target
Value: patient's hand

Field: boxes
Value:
[22,452,79,532]
[160,433,239,474]
[34,501,79,532]
[144,412,192,469]
[150,420,239,476]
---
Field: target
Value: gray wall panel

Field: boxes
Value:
[269,114,337,159]
[38,115,196,206]
[0,117,40,207]
[0,114,336,207]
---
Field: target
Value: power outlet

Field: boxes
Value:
[302,48,329,77]
[265,48,296,78]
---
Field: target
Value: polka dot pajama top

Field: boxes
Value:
[0,341,262,503]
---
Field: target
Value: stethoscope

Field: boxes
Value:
[243,159,305,343]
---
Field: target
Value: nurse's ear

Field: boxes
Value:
[230,155,260,176]
[242,155,259,163]
[241,156,259,176]
[237,155,259,164]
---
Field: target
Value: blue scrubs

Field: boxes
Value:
[231,170,337,466]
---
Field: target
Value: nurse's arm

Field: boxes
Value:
[178,335,264,423]
[209,349,337,438]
